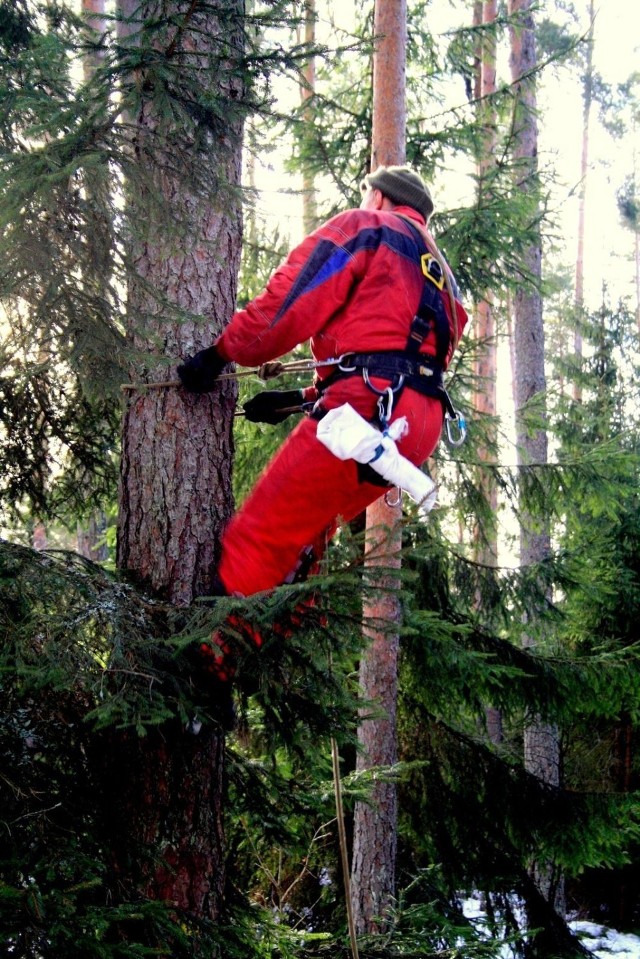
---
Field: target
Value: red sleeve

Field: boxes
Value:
[216,211,369,367]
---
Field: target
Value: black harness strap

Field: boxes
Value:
[316,351,457,419]
[405,225,452,367]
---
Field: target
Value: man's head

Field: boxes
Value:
[360,165,434,222]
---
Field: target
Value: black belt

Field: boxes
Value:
[317,351,456,418]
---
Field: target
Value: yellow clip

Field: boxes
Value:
[420,253,445,290]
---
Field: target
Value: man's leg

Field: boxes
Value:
[217,416,386,596]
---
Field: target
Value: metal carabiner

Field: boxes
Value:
[384,487,402,508]
[362,367,406,395]
[337,353,357,373]
[445,411,467,447]
[376,387,395,430]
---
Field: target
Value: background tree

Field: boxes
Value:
[109,0,250,922]
[508,0,565,926]
[350,0,406,935]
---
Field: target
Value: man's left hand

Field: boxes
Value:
[177,346,227,393]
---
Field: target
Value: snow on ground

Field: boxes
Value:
[461,897,640,958]
[569,921,640,959]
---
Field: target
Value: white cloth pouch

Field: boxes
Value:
[316,403,437,515]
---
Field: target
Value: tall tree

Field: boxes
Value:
[508,0,563,919]
[298,0,318,233]
[350,0,406,936]
[572,0,595,402]
[76,0,109,563]
[472,1,500,743]
[110,0,245,923]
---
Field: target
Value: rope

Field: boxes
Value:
[331,735,360,959]
[119,358,320,393]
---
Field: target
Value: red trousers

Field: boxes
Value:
[217,378,444,596]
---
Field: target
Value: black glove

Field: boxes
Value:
[177,345,226,393]
[242,389,304,425]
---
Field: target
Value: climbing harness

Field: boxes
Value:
[310,222,467,449]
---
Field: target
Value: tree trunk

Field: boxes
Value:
[473,0,498,557]
[111,0,244,926]
[474,1,501,742]
[508,0,564,918]
[573,0,595,402]
[77,0,109,564]
[117,2,242,608]
[351,0,406,935]
[77,513,108,563]
[352,519,401,933]
[370,0,406,173]
[299,0,318,233]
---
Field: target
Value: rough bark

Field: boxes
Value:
[508,0,564,916]
[351,0,406,934]
[117,2,242,608]
[352,519,400,932]
[370,0,406,172]
[111,0,244,926]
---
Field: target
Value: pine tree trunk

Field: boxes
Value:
[110,0,244,926]
[351,0,406,934]
[299,0,318,233]
[573,0,595,402]
[473,0,498,557]
[117,2,242,608]
[474,1,501,741]
[77,0,109,565]
[352,522,400,933]
[508,0,564,918]
[77,513,108,563]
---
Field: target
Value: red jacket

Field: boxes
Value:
[216,204,468,379]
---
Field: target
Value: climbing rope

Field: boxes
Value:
[120,357,329,393]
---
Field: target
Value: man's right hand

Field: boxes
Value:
[177,346,227,393]
[242,389,304,424]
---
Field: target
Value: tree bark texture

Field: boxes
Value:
[508,0,548,511]
[112,0,245,927]
[117,0,243,608]
[352,518,401,933]
[371,0,407,172]
[352,0,407,934]
[101,723,226,920]
[508,0,564,916]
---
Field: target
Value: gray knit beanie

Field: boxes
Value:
[363,165,434,220]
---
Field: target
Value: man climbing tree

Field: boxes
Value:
[177,164,469,679]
